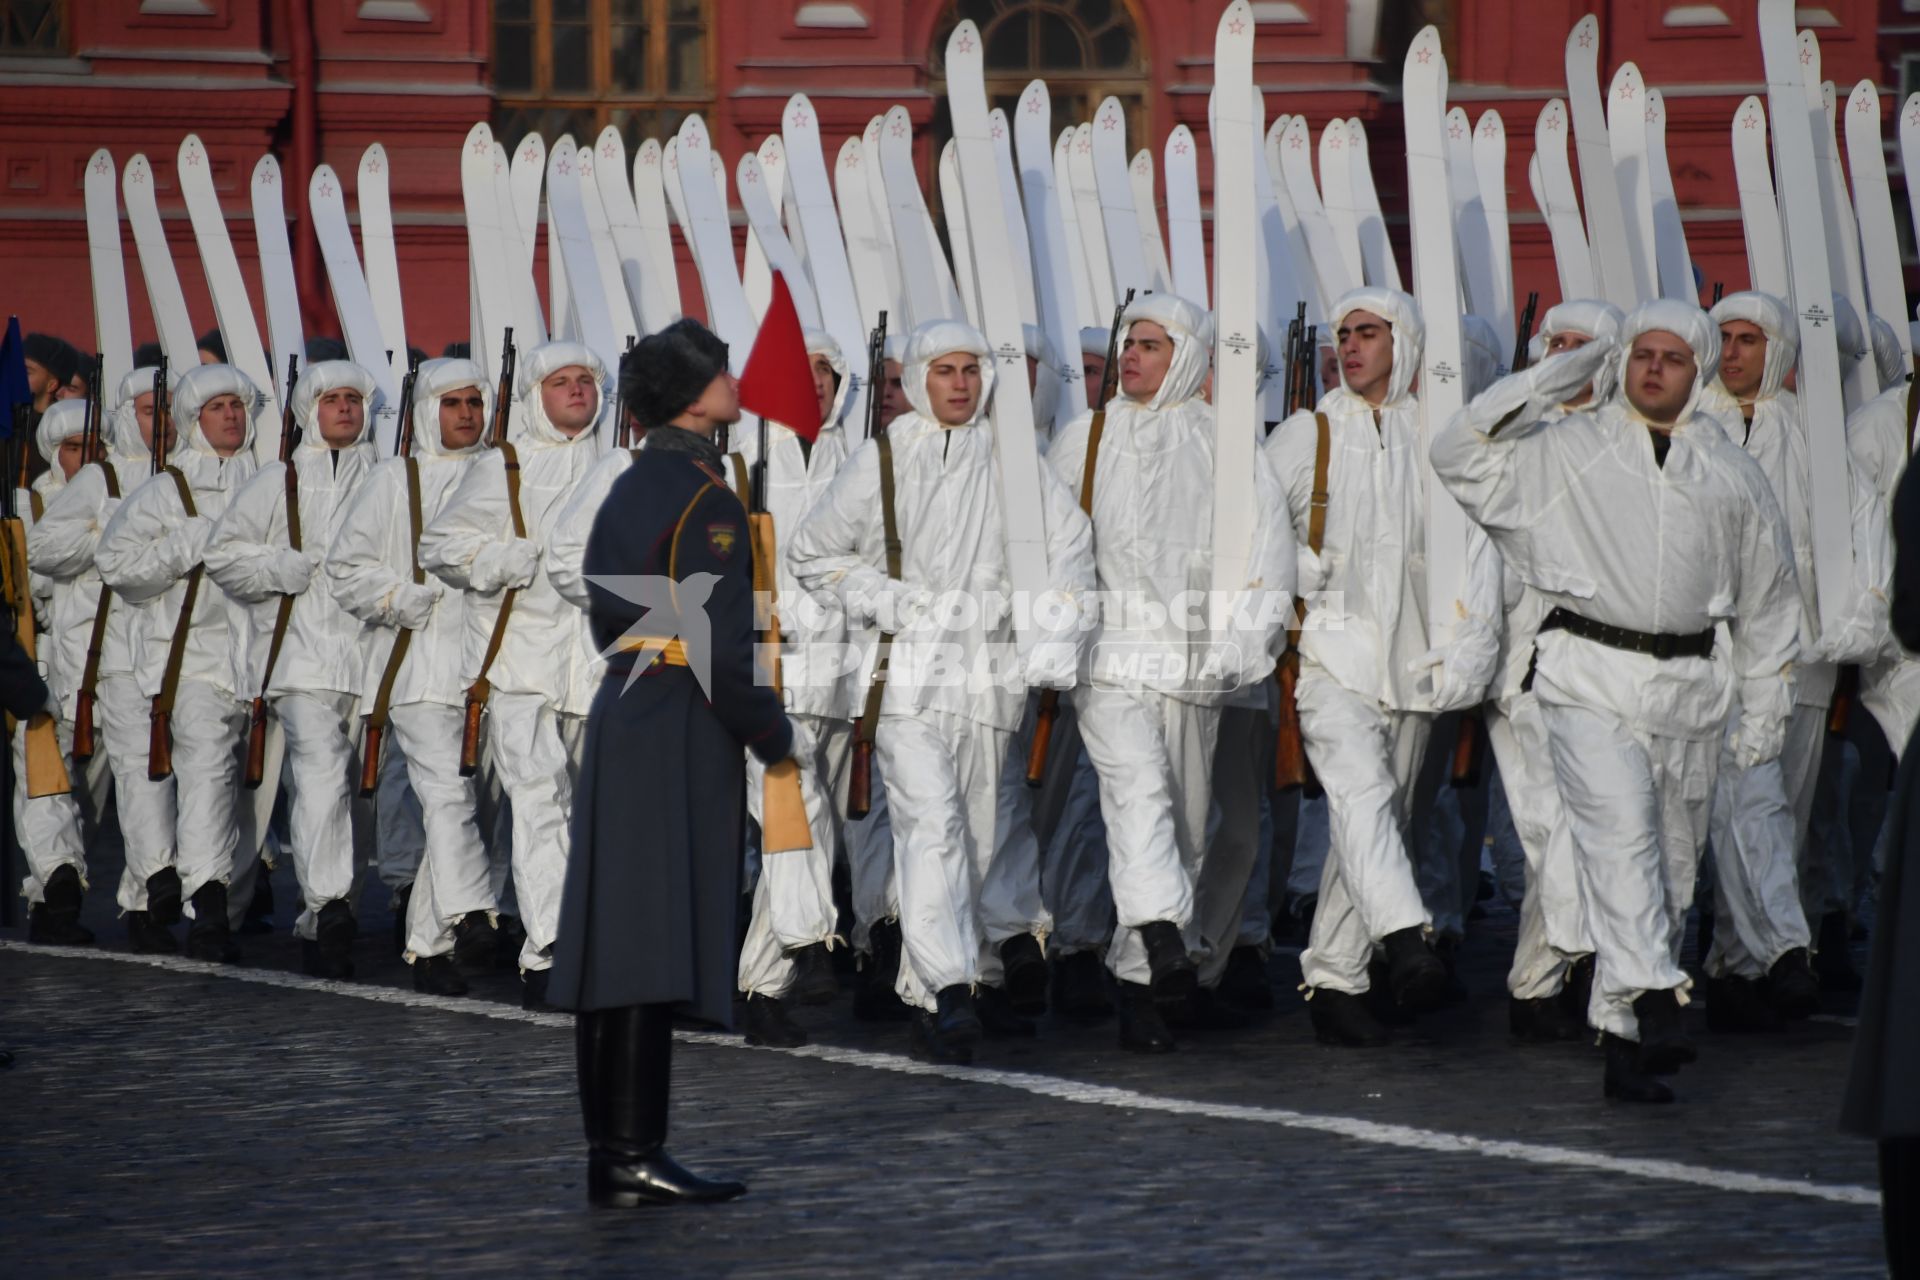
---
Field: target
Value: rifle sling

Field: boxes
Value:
[153,467,203,718]
[75,461,122,705]
[467,442,527,701]
[1286,412,1332,652]
[258,459,303,701]
[365,457,426,733]
[854,431,902,746]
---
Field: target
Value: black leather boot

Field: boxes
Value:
[1813,912,1862,993]
[998,933,1049,1016]
[742,993,807,1048]
[974,984,1037,1038]
[452,911,498,976]
[126,909,179,954]
[1049,949,1113,1021]
[1116,980,1176,1053]
[1631,989,1696,1075]
[146,866,183,926]
[1508,994,1585,1043]
[786,941,839,1006]
[1603,1032,1675,1103]
[1168,985,1251,1032]
[1560,954,1596,1025]
[302,899,355,979]
[580,1006,746,1207]
[522,967,555,1012]
[28,865,94,946]
[852,919,911,1022]
[389,882,413,956]
[1140,920,1197,1004]
[909,984,982,1064]
[240,865,275,935]
[1218,944,1275,1011]
[1764,947,1821,1018]
[1703,975,1785,1033]
[412,954,469,996]
[1308,988,1390,1048]
[1381,926,1448,1014]
[184,882,240,963]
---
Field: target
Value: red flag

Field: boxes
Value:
[736,269,823,443]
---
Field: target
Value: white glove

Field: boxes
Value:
[1021,639,1080,691]
[270,546,314,594]
[969,563,1011,630]
[175,515,215,564]
[472,537,540,592]
[1296,546,1328,596]
[1409,617,1498,713]
[869,578,935,632]
[1727,714,1786,769]
[1814,598,1890,665]
[785,715,818,766]
[393,580,443,630]
[1527,340,1612,409]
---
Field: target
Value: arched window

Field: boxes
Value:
[492,0,712,154]
[929,0,1148,145]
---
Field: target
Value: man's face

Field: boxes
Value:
[56,434,85,480]
[1082,352,1108,409]
[1338,311,1395,404]
[1119,321,1174,401]
[1545,330,1596,405]
[810,352,839,425]
[684,370,742,430]
[198,392,249,456]
[880,358,909,427]
[1317,345,1340,400]
[315,386,365,447]
[925,352,983,426]
[24,359,58,410]
[540,365,600,436]
[437,385,486,451]
[1717,319,1767,400]
[1624,329,1698,425]
[58,373,87,402]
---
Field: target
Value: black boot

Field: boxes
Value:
[1049,949,1113,1021]
[998,933,1049,1016]
[239,866,275,935]
[126,909,179,954]
[786,942,839,1006]
[1603,1032,1675,1103]
[389,882,413,956]
[1381,927,1448,1014]
[1509,994,1585,1043]
[1764,947,1821,1018]
[742,993,807,1047]
[852,919,912,1022]
[146,866,183,926]
[909,985,982,1064]
[412,954,469,996]
[1814,912,1862,993]
[1560,955,1596,1025]
[580,1006,746,1207]
[1218,944,1275,1011]
[1167,985,1251,1032]
[1139,920,1197,1004]
[27,865,94,946]
[522,967,555,1012]
[1631,989,1696,1075]
[1703,975,1785,1034]
[1308,988,1390,1048]
[974,984,1037,1038]
[184,883,240,964]
[1116,980,1176,1053]
[452,911,498,976]
[493,914,528,972]
[302,899,355,980]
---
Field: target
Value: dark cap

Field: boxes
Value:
[23,333,80,386]
[625,319,730,429]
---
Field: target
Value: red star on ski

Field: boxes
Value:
[1173,139,1189,155]
[494,159,503,174]
[1329,135,1344,149]
[1026,97,1041,115]
[259,166,275,184]
[1742,112,1759,130]
[1618,82,1637,100]
[368,157,383,173]
[521,145,539,163]
[991,122,1005,140]
[1799,46,1812,65]
[1854,96,1873,115]
[1228,16,1246,35]
[185,147,201,167]
[472,138,490,156]
[845,153,860,167]
[1645,104,1658,123]
[685,132,704,149]
[1577,29,1593,49]
[890,120,906,138]
[790,107,811,129]
[956,32,974,53]
[1479,118,1497,137]
[602,139,617,157]
[1448,120,1464,138]
[1102,114,1118,131]
[766,150,780,166]
[1288,133,1304,150]
[556,157,571,175]
[319,179,334,197]
[1545,114,1561,132]
[1909,105,1920,127]
[92,156,110,175]
[579,158,593,175]
[1078,137,1091,153]
[743,165,758,184]
[1415,46,1432,63]
[129,168,145,184]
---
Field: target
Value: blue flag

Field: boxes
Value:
[0,316,30,437]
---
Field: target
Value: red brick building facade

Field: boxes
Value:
[0,1,1909,356]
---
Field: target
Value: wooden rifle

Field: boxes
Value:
[1511,291,1540,375]
[614,334,636,449]
[1273,302,1320,794]
[71,355,109,761]
[1024,291,1130,789]
[244,353,302,788]
[846,311,890,818]
[863,311,888,441]
[459,328,518,776]
[146,359,191,781]
[358,352,423,797]
[747,392,813,852]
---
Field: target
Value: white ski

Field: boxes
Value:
[944,19,1051,625]
[993,108,1042,328]
[1902,96,1920,292]
[548,162,573,342]
[310,163,401,455]
[1163,124,1209,307]
[1759,0,1853,633]
[1209,0,1260,599]
[859,116,909,324]
[494,141,548,350]
[630,138,683,331]
[1348,119,1402,290]
[461,123,516,383]
[1050,123,1101,329]
[1260,114,1320,323]
[1844,82,1911,369]
[121,153,199,373]
[877,105,957,325]
[1128,150,1171,296]
[660,138,708,321]
[592,128,653,341]
[84,150,134,393]
[1531,99,1596,303]
[250,155,304,401]
[1565,15,1639,309]
[357,143,409,384]
[1444,109,1499,327]
[1471,111,1517,359]
[1732,97,1790,299]
[578,148,639,351]
[1278,114,1355,307]
[177,135,279,443]
[740,138,779,324]
[509,135,544,284]
[835,135,897,334]
[1067,123,1117,317]
[784,92,874,423]
[1607,63,1662,305]
[547,136,623,384]
[1404,24,1471,651]
[673,115,756,372]
[1318,122,1367,292]
[1089,96,1150,299]
[738,146,824,330]
[1014,79,1089,415]
[1805,47,1874,409]
[1643,91,1697,303]
[938,140,984,328]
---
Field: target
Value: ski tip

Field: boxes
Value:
[1265,114,1287,144]
[1406,24,1443,73]
[1132,149,1151,175]
[882,105,911,143]
[737,152,761,186]
[784,93,816,132]
[595,126,624,164]
[1846,80,1877,114]
[251,153,279,187]
[1284,115,1309,150]
[1566,14,1598,56]
[1097,96,1125,134]
[309,164,341,201]
[463,121,493,152]
[678,114,710,151]
[835,136,861,169]
[945,19,981,64]
[1475,109,1505,141]
[1645,90,1666,127]
[178,135,205,169]
[513,134,545,168]
[1216,0,1253,41]
[1609,61,1643,101]
[864,115,885,144]
[1019,79,1048,113]
[362,141,388,169]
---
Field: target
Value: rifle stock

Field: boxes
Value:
[148,707,173,781]
[358,718,385,797]
[358,352,423,797]
[847,737,875,819]
[71,689,96,761]
[458,683,487,776]
[1449,708,1484,789]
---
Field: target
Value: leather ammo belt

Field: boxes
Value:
[1523,606,1714,692]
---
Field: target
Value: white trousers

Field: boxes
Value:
[101,674,177,913]
[1707,702,1818,978]
[875,709,1012,1011]
[1541,700,1715,1041]
[483,691,584,972]
[1486,695,1591,999]
[391,701,495,959]
[1196,705,1270,985]
[1296,673,1431,993]
[11,715,86,904]
[169,680,246,909]
[1072,684,1220,986]
[274,690,361,937]
[738,713,849,997]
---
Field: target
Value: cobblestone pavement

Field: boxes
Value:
[0,852,1889,1278]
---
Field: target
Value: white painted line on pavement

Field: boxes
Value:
[1,940,1879,1209]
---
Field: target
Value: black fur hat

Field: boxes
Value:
[625,319,730,429]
